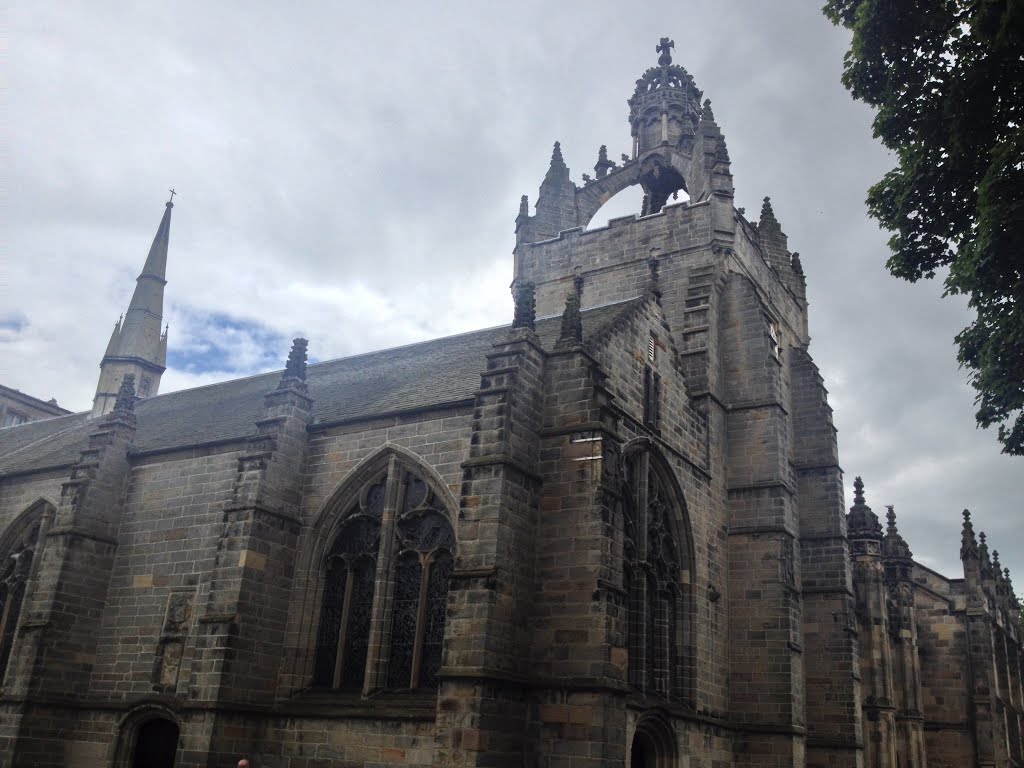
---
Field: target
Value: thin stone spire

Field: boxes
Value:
[92,199,174,417]
[551,141,565,167]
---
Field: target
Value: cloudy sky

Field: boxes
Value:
[2,2,1018,583]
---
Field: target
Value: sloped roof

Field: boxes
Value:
[0,300,644,478]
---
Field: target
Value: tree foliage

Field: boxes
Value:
[824,0,1024,453]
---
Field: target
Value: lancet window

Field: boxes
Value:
[0,520,39,681]
[313,460,455,693]
[622,450,686,701]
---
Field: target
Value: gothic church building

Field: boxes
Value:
[0,41,1020,768]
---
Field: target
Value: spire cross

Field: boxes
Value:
[656,38,674,66]
[168,188,178,204]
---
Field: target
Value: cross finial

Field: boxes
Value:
[656,38,675,66]
[167,187,178,205]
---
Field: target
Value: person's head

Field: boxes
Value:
[237,761,250,768]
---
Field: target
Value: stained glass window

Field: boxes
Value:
[313,463,455,694]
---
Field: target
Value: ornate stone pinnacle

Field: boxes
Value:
[594,144,614,179]
[551,141,564,165]
[656,37,674,66]
[992,550,1001,570]
[886,505,897,533]
[114,374,137,414]
[791,252,804,275]
[512,281,536,331]
[702,99,715,121]
[961,509,978,554]
[979,531,991,565]
[518,194,529,219]
[557,291,583,347]
[282,338,308,383]
[848,476,882,537]
[761,196,776,222]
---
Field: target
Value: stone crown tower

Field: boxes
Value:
[91,199,172,416]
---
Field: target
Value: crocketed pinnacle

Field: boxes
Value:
[280,338,309,385]
[113,374,137,414]
[883,505,913,560]
[518,195,529,219]
[556,291,583,348]
[512,281,536,331]
[551,141,564,166]
[702,99,715,122]
[848,476,882,537]
[961,509,978,556]
[760,196,777,225]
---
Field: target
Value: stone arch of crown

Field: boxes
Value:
[282,444,459,693]
[110,702,182,768]
[575,147,694,230]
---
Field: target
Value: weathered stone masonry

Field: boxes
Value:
[0,39,1020,768]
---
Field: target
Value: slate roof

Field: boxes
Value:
[0,300,644,478]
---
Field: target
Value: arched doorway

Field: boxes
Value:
[630,713,678,768]
[630,730,656,767]
[130,717,179,768]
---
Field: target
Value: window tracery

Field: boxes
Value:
[0,520,39,681]
[313,462,455,693]
[622,450,685,701]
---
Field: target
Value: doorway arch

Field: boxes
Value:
[131,718,179,768]
[113,706,181,768]
[629,713,677,768]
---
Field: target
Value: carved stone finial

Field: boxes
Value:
[551,141,564,166]
[512,281,536,331]
[961,509,978,556]
[883,505,913,559]
[282,338,308,384]
[656,37,675,66]
[621,153,630,163]
[556,291,583,348]
[573,271,584,298]
[518,194,529,219]
[594,144,615,179]
[992,549,1002,572]
[114,374,137,414]
[979,531,991,566]
[848,476,882,537]
[702,98,715,121]
[582,173,592,183]
[761,196,776,222]
[791,252,804,275]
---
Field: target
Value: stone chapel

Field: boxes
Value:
[0,40,1020,768]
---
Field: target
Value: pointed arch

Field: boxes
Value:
[0,498,54,684]
[286,445,458,696]
[112,703,181,768]
[630,711,679,768]
[620,440,696,706]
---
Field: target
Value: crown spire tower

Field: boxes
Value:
[91,198,173,417]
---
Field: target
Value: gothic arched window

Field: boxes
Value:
[0,519,40,681]
[313,460,455,693]
[622,449,687,701]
